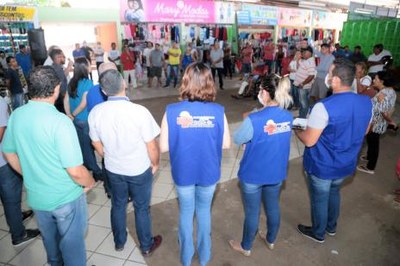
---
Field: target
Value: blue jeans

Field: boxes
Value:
[240,181,282,250]
[176,184,216,266]
[290,80,300,108]
[107,168,154,251]
[11,93,24,110]
[298,87,310,118]
[73,119,101,175]
[0,164,25,242]
[307,173,345,240]
[35,193,88,266]
[166,64,179,86]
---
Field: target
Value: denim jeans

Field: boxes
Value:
[73,119,102,175]
[35,193,88,266]
[166,64,179,86]
[11,93,24,110]
[298,87,310,118]
[0,164,25,242]
[211,67,224,89]
[107,168,154,251]
[240,181,282,250]
[290,80,300,108]
[176,184,216,266]
[307,173,345,240]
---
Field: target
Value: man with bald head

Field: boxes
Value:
[86,62,118,112]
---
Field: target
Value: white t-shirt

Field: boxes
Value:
[289,59,297,80]
[143,48,153,67]
[294,57,316,89]
[0,97,9,167]
[108,49,121,65]
[88,98,160,176]
[368,50,391,73]
[93,47,105,63]
[351,75,372,93]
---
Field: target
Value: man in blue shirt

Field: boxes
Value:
[72,43,85,61]
[15,45,32,79]
[295,58,372,243]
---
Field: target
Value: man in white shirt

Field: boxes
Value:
[210,42,224,90]
[108,42,121,73]
[294,46,316,118]
[88,69,162,256]
[367,44,391,77]
[143,42,154,87]
[93,42,105,71]
[0,51,8,69]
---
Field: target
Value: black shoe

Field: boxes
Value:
[326,230,336,236]
[22,210,33,223]
[12,229,41,246]
[115,245,124,252]
[142,235,162,257]
[163,84,169,88]
[297,224,324,243]
[387,124,398,132]
[220,87,224,90]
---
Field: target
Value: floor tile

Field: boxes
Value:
[0,215,8,231]
[9,239,46,266]
[0,230,8,240]
[0,207,4,216]
[124,260,146,266]
[152,183,173,199]
[96,231,135,260]
[86,253,125,266]
[87,203,102,219]
[0,232,23,263]
[128,246,146,264]
[167,188,178,200]
[150,196,165,206]
[87,187,109,206]
[89,206,111,228]
[85,224,111,252]
[156,170,173,184]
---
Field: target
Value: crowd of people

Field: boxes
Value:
[0,36,398,266]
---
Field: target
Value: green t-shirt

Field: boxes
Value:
[2,101,83,211]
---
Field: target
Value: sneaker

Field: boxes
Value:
[258,230,274,250]
[115,245,124,252]
[359,155,368,162]
[142,235,162,257]
[326,230,336,236]
[12,229,41,246]
[228,240,251,257]
[163,84,169,88]
[297,224,324,243]
[357,165,375,174]
[22,210,34,223]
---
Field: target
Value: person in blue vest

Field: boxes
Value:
[228,74,293,256]
[159,62,231,266]
[15,45,32,79]
[295,58,372,243]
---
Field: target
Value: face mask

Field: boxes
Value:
[325,74,332,88]
[258,90,265,106]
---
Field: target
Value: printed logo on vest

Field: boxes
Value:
[177,111,215,128]
[264,119,290,135]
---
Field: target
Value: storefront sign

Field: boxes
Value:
[237,10,251,25]
[278,8,312,27]
[0,6,36,21]
[239,4,278,25]
[214,2,235,24]
[312,11,347,29]
[120,0,216,23]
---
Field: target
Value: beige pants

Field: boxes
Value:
[123,69,137,88]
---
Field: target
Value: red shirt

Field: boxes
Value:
[121,51,135,70]
[242,47,253,64]
[263,44,275,61]
[281,56,293,76]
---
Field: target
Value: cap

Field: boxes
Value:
[301,46,313,54]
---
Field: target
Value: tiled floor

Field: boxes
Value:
[0,76,307,265]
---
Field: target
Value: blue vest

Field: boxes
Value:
[238,107,293,184]
[167,101,225,186]
[304,92,372,179]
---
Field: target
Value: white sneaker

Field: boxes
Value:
[357,165,375,174]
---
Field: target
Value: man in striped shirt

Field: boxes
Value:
[294,46,316,118]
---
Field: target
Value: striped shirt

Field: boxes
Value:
[294,57,316,89]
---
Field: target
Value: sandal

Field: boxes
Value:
[258,230,274,250]
[228,240,251,257]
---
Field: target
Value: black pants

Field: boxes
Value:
[223,59,232,78]
[211,67,224,89]
[96,62,103,71]
[366,132,380,170]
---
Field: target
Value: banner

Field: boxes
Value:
[239,4,278,25]
[312,11,347,29]
[278,8,312,27]
[214,2,235,24]
[0,6,36,21]
[120,0,216,23]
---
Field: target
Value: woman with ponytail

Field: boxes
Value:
[229,74,293,256]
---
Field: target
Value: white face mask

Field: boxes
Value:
[325,73,332,88]
[258,90,265,106]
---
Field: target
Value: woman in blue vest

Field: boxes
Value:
[229,74,293,256]
[160,62,230,266]
[64,57,103,181]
